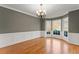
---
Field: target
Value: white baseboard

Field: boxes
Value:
[0,31,41,48]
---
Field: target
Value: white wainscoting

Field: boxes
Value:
[41,31,45,37]
[61,31,69,42]
[51,32,79,45]
[45,31,52,37]
[52,31,62,39]
[1,31,79,48]
[69,33,79,45]
[0,31,41,48]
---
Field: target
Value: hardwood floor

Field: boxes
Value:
[0,37,79,54]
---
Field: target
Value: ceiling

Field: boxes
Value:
[0,4,79,18]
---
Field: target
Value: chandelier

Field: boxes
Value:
[36,4,46,17]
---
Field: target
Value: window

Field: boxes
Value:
[52,19,61,35]
[62,17,68,37]
[45,20,51,35]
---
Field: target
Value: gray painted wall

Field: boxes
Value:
[69,9,79,33]
[40,18,45,30]
[0,6,40,33]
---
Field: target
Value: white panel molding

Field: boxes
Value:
[57,32,79,45]
[51,32,79,45]
[0,31,41,48]
[52,31,62,39]
[68,33,79,45]
[0,31,79,48]
[41,31,45,37]
[45,31,52,37]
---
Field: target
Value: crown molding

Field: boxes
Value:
[0,4,38,18]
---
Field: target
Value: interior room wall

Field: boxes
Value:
[68,9,79,45]
[0,6,41,48]
[0,6,41,33]
[40,18,45,37]
[69,10,79,33]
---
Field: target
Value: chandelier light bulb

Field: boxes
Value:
[36,4,46,17]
